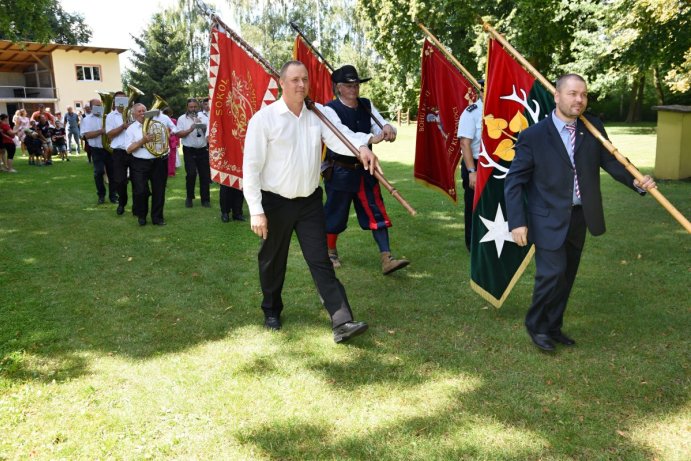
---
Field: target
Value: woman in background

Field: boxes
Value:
[164,107,179,177]
[13,109,30,155]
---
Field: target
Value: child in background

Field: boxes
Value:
[24,122,43,166]
[53,120,69,161]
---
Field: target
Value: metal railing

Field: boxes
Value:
[0,86,57,99]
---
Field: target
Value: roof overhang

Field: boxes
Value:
[0,40,127,73]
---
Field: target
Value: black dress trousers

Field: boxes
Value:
[111,148,130,207]
[258,187,354,328]
[526,206,587,335]
[130,155,168,223]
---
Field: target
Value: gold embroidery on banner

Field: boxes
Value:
[229,70,258,141]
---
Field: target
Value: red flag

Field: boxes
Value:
[208,25,279,189]
[293,35,333,105]
[414,39,476,202]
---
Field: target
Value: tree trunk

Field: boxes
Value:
[653,67,665,105]
[634,74,645,121]
[625,72,645,123]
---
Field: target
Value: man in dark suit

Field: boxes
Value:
[504,73,656,351]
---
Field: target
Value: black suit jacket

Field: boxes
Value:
[505,113,641,251]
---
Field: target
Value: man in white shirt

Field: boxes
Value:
[456,80,484,251]
[126,103,176,226]
[176,98,211,207]
[106,91,133,215]
[81,98,117,205]
[201,98,210,118]
[243,60,382,343]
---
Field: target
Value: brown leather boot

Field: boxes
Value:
[328,248,342,268]
[380,251,409,275]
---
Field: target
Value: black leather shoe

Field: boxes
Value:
[138,217,147,226]
[185,198,193,208]
[264,316,281,331]
[333,321,368,343]
[528,331,555,351]
[221,212,230,223]
[116,206,125,215]
[97,197,105,204]
[153,220,166,226]
[232,214,246,222]
[201,201,211,208]
[551,332,576,346]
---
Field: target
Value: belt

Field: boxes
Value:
[333,160,362,170]
[132,154,168,161]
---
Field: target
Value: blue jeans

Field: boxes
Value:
[67,129,81,152]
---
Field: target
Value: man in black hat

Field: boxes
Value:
[456,80,484,251]
[322,65,409,275]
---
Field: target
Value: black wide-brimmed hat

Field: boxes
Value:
[331,65,371,84]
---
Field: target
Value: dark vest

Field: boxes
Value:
[325,98,372,164]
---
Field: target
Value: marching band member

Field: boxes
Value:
[176,98,211,208]
[126,103,176,226]
[82,98,117,204]
[106,91,133,216]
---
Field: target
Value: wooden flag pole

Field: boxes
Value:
[482,20,691,234]
[290,21,386,131]
[194,0,416,216]
[417,23,483,92]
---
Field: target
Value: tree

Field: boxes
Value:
[0,0,91,44]
[169,0,210,99]
[127,12,190,114]
[567,0,691,121]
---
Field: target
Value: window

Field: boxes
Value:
[76,65,102,81]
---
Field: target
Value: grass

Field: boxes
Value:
[1,124,689,460]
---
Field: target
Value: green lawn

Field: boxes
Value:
[1,125,689,460]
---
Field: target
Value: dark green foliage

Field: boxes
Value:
[127,13,190,114]
[0,0,92,44]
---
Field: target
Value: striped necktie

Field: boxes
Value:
[565,123,580,199]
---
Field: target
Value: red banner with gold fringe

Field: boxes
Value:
[208,24,279,189]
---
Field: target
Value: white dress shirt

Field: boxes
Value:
[125,120,148,159]
[243,98,373,216]
[80,113,103,148]
[105,110,128,149]
[456,99,483,159]
[318,99,393,157]
[176,112,209,148]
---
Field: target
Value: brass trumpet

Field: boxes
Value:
[142,94,170,157]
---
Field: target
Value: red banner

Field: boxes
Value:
[293,35,333,105]
[414,39,475,202]
[208,25,279,189]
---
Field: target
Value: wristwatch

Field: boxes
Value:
[467,167,477,173]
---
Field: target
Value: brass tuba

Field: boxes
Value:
[142,94,170,157]
[97,91,115,153]
[124,85,144,124]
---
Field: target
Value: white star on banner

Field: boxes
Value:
[479,205,515,257]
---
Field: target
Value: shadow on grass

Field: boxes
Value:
[1,158,688,459]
